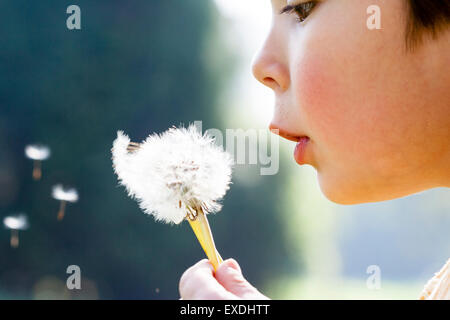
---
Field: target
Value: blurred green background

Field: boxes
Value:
[0,0,449,299]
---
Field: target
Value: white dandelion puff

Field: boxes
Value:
[52,184,79,221]
[3,214,29,248]
[112,125,233,224]
[25,144,51,180]
[3,214,28,230]
[111,124,233,271]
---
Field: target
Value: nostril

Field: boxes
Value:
[263,77,277,89]
[252,56,289,91]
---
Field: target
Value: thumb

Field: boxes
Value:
[215,259,267,299]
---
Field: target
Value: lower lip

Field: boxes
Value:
[294,137,310,165]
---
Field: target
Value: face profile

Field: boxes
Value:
[252,0,450,205]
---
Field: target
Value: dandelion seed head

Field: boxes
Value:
[25,144,51,160]
[3,214,29,230]
[112,125,233,224]
[52,184,79,202]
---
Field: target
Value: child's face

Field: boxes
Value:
[252,0,450,204]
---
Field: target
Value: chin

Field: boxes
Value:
[317,172,395,205]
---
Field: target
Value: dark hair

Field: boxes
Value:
[406,0,450,49]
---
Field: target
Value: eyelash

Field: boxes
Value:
[279,1,318,23]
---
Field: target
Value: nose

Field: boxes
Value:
[251,34,290,93]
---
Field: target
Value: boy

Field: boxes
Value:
[179,0,449,299]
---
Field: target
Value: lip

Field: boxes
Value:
[294,137,310,165]
[269,123,310,165]
[269,123,307,142]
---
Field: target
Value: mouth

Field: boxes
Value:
[294,136,310,165]
[269,123,311,165]
[269,123,309,142]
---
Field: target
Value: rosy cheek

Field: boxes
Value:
[293,53,347,148]
[292,49,407,181]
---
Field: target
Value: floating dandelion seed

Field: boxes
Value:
[112,124,233,271]
[3,214,29,248]
[52,184,79,221]
[25,144,51,180]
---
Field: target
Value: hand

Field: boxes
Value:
[179,258,269,300]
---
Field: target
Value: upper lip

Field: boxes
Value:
[269,123,308,142]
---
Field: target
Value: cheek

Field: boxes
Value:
[292,54,371,164]
[292,50,407,189]
[293,56,339,141]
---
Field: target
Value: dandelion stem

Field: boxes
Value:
[187,207,223,272]
[10,229,19,248]
[32,160,42,180]
[57,200,66,221]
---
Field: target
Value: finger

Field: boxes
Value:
[215,259,268,300]
[179,259,235,300]
[179,259,237,300]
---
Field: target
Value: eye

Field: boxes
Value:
[279,1,318,23]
